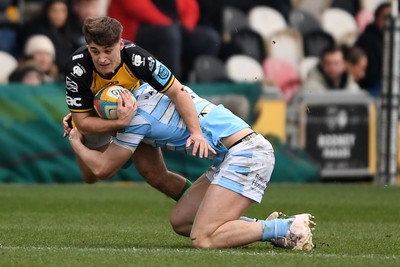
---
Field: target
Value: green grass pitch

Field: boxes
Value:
[0,183,399,267]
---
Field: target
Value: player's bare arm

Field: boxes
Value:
[63,92,137,136]
[69,127,134,179]
[69,91,136,178]
[68,127,99,184]
[165,79,216,158]
[72,93,136,135]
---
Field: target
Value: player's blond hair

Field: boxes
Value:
[83,16,123,46]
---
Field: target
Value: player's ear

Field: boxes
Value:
[119,39,124,50]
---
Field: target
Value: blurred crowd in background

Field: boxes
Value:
[0,0,398,102]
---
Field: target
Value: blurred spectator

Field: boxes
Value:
[18,34,60,83]
[197,0,224,33]
[9,64,44,86]
[17,0,75,74]
[107,0,221,81]
[0,0,19,56]
[70,0,102,48]
[301,44,360,92]
[223,0,292,21]
[342,45,368,82]
[0,50,18,83]
[331,0,360,17]
[354,2,391,96]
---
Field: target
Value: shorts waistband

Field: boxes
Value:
[228,132,257,149]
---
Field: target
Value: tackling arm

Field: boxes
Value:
[69,128,135,179]
[164,79,216,158]
[71,92,137,135]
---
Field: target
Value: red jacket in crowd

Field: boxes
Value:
[107,0,199,41]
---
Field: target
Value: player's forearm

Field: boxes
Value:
[167,88,202,135]
[72,114,127,135]
[69,139,109,179]
[74,154,98,184]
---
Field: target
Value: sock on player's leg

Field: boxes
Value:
[261,218,295,241]
[240,216,258,222]
[173,179,192,201]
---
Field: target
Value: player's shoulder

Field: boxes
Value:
[122,40,140,53]
[121,40,152,60]
[65,45,93,84]
[65,45,93,71]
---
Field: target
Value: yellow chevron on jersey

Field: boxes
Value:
[90,63,141,95]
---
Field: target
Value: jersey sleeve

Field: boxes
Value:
[123,42,175,93]
[114,113,151,149]
[65,47,95,113]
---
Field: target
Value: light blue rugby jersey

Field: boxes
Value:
[115,83,250,164]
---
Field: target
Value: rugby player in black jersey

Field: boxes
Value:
[63,16,215,201]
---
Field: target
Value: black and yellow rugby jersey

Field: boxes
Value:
[65,40,175,113]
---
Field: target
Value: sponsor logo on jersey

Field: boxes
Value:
[72,65,84,76]
[158,65,169,79]
[125,43,136,49]
[148,56,155,71]
[132,54,145,67]
[66,96,82,107]
[199,103,216,118]
[72,53,84,60]
[158,65,169,80]
[152,61,171,86]
[66,76,78,92]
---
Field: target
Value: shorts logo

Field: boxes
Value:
[72,65,84,76]
[132,54,145,66]
[72,54,83,60]
[66,76,78,92]
[251,173,267,193]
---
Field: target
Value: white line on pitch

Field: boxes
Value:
[0,245,398,260]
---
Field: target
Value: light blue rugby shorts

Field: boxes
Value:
[205,134,275,203]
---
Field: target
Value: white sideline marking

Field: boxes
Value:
[0,245,398,260]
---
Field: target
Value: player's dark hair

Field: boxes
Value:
[83,16,123,46]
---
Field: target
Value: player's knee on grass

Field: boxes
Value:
[169,209,192,237]
[190,233,214,249]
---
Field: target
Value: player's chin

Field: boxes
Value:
[97,65,113,74]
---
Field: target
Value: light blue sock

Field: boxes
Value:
[261,218,295,241]
[240,216,258,222]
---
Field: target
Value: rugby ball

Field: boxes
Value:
[93,85,136,120]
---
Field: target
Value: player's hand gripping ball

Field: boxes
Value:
[93,85,136,120]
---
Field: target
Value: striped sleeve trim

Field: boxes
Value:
[159,75,175,93]
[69,107,93,113]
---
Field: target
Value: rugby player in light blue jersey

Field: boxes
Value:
[68,83,316,250]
